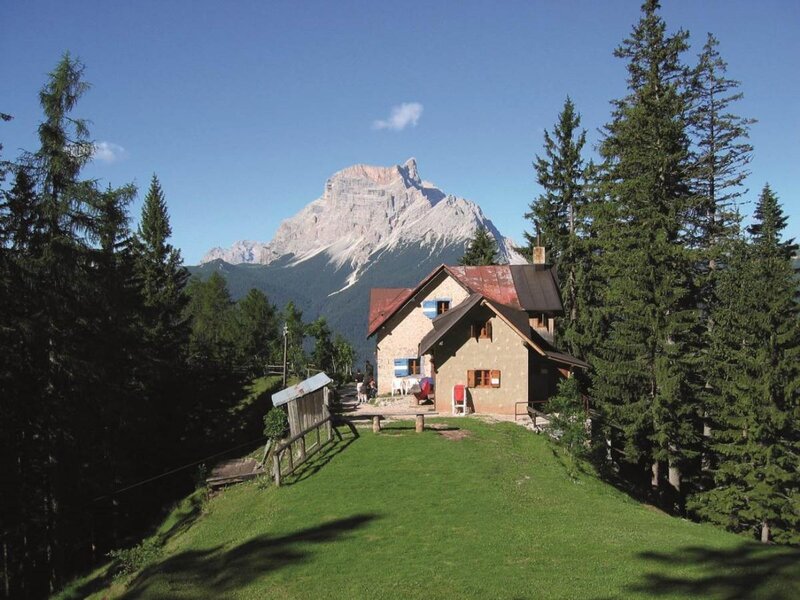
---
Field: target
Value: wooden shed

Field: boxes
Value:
[272,372,333,438]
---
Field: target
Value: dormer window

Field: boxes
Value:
[532,313,548,328]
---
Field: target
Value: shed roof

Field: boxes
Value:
[272,372,333,407]
[368,263,563,337]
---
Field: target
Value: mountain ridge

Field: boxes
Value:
[202,158,524,288]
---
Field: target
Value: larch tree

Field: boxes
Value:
[591,0,702,507]
[691,185,799,543]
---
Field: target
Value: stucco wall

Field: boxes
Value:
[374,272,469,393]
[431,306,529,416]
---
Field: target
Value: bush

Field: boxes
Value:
[545,377,589,459]
[263,407,288,441]
[107,538,162,577]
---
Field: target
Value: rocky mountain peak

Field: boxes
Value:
[202,160,523,291]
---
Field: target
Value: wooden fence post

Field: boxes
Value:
[273,452,281,487]
[416,414,425,433]
[372,415,381,433]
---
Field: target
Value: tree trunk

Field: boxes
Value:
[761,521,770,544]
[651,461,660,490]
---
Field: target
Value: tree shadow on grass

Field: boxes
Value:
[122,513,380,599]
[604,543,800,600]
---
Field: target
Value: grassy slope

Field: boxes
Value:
[69,419,798,600]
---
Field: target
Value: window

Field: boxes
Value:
[532,313,548,328]
[470,320,493,340]
[408,357,421,375]
[467,369,501,388]
[394,357,421,376]
[423,298,451,319]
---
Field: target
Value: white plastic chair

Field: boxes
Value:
[391,377,405,396]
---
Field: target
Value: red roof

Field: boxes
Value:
[447,266,519,307]
[367,263,563,337]
[368,287,412,336]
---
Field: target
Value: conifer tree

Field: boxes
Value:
[282,301,307,376]
[459,225,499,266]
[688,33,754,249]
[591,0,702,505]
[691,185,799,543]
[133,175,189,356]
[185,271,235,366]
[307,317,335,373]
[232,288,278,374]
[523,97,590,355]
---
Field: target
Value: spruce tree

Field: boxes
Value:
[591,0,702,505]
[459,225,499,266]
[691,185,799,543]
[523,97,590,355]
[688,33,754,249]
[132,175,189,357]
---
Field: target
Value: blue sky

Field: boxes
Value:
[2,0,798,264]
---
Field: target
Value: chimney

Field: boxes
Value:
[533,246,546,266]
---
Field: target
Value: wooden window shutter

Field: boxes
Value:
[470,323,478,338]
[467,370,476,388]
[422,300,437,319]
[486,321,493,340]
[490,370,501,388]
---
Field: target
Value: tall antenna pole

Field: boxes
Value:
[282,323,288,387]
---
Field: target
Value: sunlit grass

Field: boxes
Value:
[66,419,799,599]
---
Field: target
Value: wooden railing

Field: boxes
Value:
[272,414,334,486]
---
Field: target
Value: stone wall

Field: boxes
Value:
[374,272,469,393]
[432,306,529,416]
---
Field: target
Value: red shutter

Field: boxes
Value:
[467,370,476,388]
[490,370,501,388]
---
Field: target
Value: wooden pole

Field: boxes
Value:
[372,416,381,433]
[273,452,281,487]
[415,414,424,433]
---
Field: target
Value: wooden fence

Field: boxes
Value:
[272,413,334,486]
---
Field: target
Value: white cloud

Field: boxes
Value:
[92,141,127,163]
[372,102,423,131]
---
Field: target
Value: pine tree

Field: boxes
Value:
[591,0,702,506]
[523,97,590,355]
[691,185,799,543]
[459,225,499,266]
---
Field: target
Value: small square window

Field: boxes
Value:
[468,369,501,388]
[437,300,450,315]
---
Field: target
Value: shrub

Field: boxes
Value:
[545,377,589,459]
[107,538,162,577]
[263,407,288,441]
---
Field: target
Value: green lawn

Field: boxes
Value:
[62,419,798,599]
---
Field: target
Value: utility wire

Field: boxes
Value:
[92,436,266,502]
